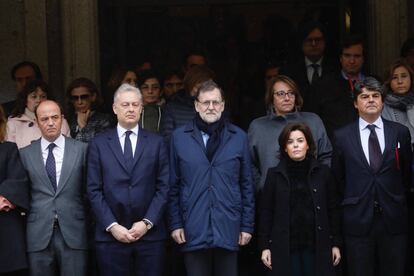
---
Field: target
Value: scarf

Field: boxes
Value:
[194,113,225,161]
[385,91,414,111]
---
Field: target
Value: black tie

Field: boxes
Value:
[46,143,57,191]
[367,125,382,172]
[310,64,320,84]
[124,130,134,168]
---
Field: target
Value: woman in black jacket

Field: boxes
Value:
[258,122,341,276]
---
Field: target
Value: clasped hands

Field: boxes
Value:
[171,228,252,246]
[109,221,148,243]
[0,195,15,212]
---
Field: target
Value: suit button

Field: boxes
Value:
[313,188,317,193]
[316,206,321,211]
[317,226,322,231]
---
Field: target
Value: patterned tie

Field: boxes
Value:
[311,64,320,84]
[46,143,57,191]
[367,125,382,172]
[124,130,133,169]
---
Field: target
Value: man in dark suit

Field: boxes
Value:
[20,100,88,276]
[332,77,412,276]
[87,83,169,276]
[308,34,366,138]
[281,20,339,110]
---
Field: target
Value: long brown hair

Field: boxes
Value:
[265,75,304,111]
[0,105,7,142]
[383,59,414,94]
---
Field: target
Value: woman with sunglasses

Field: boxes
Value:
[6,80,70,148]
[66,78,113,143]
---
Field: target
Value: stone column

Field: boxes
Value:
[60,0,100,90]
[367,0,407,78]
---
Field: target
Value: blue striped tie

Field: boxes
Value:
[46,143,57,191]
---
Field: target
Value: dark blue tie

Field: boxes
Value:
[46,143,57,191]
[367,124,382,172]
[124,130,133,169]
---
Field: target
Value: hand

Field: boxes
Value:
[332,246,341,266]
[171,228,186,244]
[109,224,135,243]
[261,249,272,270]
[128,221,148,241]
[0,195,15,212]
[238,232,252,246]
[76,110,90,129]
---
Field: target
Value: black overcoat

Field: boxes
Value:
[258,158,341,276]
[0,142,29,273]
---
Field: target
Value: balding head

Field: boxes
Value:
[36,100,63,142]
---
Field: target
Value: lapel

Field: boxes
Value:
[350,121,372,171]
[27,140,55,195]
[56,137,78,195]
[211,123,235,162]
[186,122,207,154]
[130,127,146,170]
[381,119,396,170]
[107,128,129,172]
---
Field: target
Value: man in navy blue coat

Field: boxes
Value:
[168,80,255,276]
[87,84,169,276]
[332,77,412,276]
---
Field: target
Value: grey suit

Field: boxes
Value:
[20,136,88,276]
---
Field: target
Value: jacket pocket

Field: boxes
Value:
[341,197,360,206]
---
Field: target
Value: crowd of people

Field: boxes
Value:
[1,19,414,276]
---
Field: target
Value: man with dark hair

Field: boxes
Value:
[281,20,339,109]
[183,50,207,73]
[332,76,412,276]
[308,34,366,138]
[2,61,43,116]
[168,80,255,276]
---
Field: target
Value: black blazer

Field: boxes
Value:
[0,142,29,273]
[258,158,340,276]
[332,119,412,236]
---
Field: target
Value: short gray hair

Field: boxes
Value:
[353,76,384,101]
[113,83,143,104]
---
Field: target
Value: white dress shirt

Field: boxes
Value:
[359,117,385,164]
[117,124,139,157]
[41,134,65,187]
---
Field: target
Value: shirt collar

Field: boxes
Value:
[117,123,139,138]
[359,116,383,131]
[41,134,65,151]
[341,70,365,81]
[305,56,323,66]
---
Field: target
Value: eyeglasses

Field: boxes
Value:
[273,90,295,98]
[304,37,324,45]
[71,94,90,101]
[197,100,223,109]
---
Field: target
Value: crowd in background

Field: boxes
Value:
[1,18,414,276]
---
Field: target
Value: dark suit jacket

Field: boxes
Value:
[332,119,412,236]
[307,72,359,138]
[87,127,169,242]
[281,57,339,111]
[0,142,29,273]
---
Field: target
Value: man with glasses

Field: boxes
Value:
[282,20,339,110]
[168,80,255,276]
[308,34,366,138]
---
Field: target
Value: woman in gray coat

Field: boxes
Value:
[382,59,414,143]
